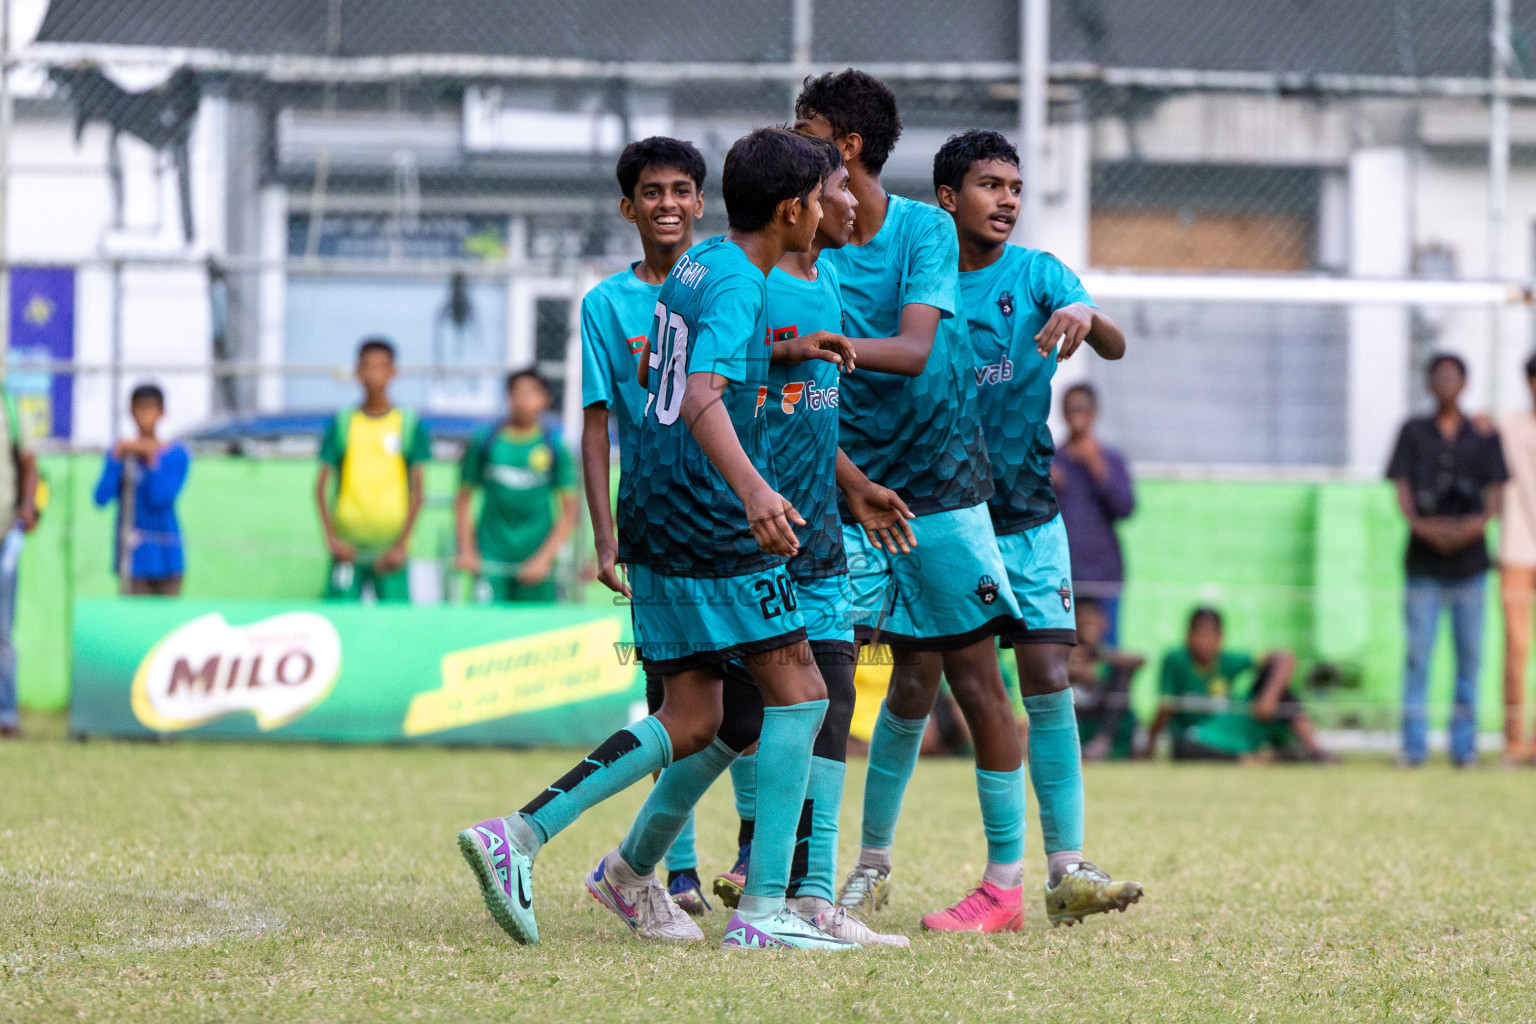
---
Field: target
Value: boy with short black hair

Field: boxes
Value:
[1387,353,1507,767]
[455,368,577,602]
[458,126,857,952]
[578,136,715,912]
[95,383,190,597]
[316,338,431,603]
[796,71,1037,933]
[1146,607,1334,763]
[930,127,1140,929]
[598,133,913,948]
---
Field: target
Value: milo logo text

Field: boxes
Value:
[131,611,342,732]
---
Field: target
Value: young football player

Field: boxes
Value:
[937,128,1142,926]
[795,70,1036,932]
[577,136,715,913]
[457,127,851,952]
[598,135,914,948]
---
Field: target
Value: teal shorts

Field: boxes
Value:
[996,515,1077,645]
[793,572,855,648]
[842,503,1023,650]
[629,563,808,675]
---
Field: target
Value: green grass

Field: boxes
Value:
[5,714,1536,1023]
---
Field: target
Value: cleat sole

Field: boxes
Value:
[712,876,744,909]
[457,829,538,945]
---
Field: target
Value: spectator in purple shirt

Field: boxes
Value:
[1052,383,1136,645]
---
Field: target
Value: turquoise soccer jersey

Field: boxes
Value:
[618,236,779,578]
[821,194,992,517]
[960,244,1096,535]
[580,264,660,464]
[765,261,846,581]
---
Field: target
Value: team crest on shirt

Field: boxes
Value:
[975,575,1000,605]
[997,292,1015,317]
[529,445,553,474]
[1057,578,1072,612]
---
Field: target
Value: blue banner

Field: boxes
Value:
[10,266,75,439]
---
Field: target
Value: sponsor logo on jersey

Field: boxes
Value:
[488,463,546,489]
[975,575,1000,605]
[997,291,1015,317]
[1057,578,1072,611]
[774,381,839,415]
[974,356,1014,387]
[755,386,769,417]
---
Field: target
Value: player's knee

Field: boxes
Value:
[1016,649,1070,697]
[659,702,723,759]
[948,671,1015,715]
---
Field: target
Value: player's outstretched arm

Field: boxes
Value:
[770,330,855,370]
[680,370,803,557]
[835,448,917,554]
[845,302,941,377]
[1037,303,1127,362]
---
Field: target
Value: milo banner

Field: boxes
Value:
[70,599,643,745]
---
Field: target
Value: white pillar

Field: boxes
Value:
[1346,147,1412,476]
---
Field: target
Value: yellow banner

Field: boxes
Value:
[402,619,629,736]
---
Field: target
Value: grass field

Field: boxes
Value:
[5,714,1536,1023]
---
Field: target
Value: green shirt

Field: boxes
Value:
[1158,647,1256,738]
[460,425,575,568]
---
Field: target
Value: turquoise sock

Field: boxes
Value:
[1022,689,1084,853]
[789,755,847,904]
[859,701,928,849]
[730,752,757,827]
[662,812,699,873]
[975,766,1027,864]
[620,738,736,877]
[519,715,673,846]
[742,700,827,905]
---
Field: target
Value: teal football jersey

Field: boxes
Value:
[821,195,992,518]
[579,264,660,465]
[765,261,846,581]
[618,237,780,578]
[960,244,1096,534]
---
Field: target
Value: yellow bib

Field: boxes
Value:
[334,409,409,547]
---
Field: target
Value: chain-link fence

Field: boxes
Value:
[1,0,1531,471]
[6,0,1536,731]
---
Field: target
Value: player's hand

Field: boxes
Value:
[1036,303,1095,361]
[517,552,554,586]
[594,539,632,597]
[454,550,482,575]
[16,503,37,533]
[743,486,803,556]
[376,542,408,574]
[326,536,356,563]
[772,331,855,371]
[845,481,917,555]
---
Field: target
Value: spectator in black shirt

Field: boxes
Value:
[1386,353,1508,767]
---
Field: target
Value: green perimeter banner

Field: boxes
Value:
[70,599,644,746]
